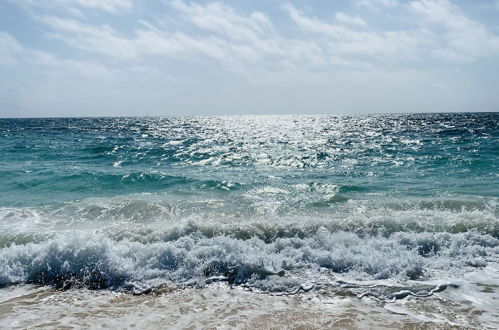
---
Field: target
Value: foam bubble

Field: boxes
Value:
[1,225,497,295]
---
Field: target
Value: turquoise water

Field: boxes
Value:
[0,113,498,297]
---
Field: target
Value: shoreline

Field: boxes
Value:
[1,264,498,330]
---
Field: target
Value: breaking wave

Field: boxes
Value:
[1,199,498,298]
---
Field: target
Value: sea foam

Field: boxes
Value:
[1,213,497,295]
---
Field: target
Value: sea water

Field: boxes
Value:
[0,113,497,328]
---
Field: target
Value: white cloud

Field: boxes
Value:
[16,0,134,13]
[284,4,427,58]
[355,0,399,10]
[0,32,24,65]
[72,0,133,12]
[335,12,366,26]
[410,0,499,62]
[11,0,499,74]
[0,31,112,77]
[36,2,354,80]
[40,16,140,58]
[171,0,273,41]
[2,0,499,116]
[0,31,118,117]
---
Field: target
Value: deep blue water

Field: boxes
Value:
[0,113,498,295]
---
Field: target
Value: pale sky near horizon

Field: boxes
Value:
[1,0,499,117]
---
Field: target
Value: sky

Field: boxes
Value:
[0,0,499,117]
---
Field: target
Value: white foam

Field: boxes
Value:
[1,194,497,297]
[0,225,497,293]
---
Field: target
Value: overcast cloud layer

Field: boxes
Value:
[0,0,498,117]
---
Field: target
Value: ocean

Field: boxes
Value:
[0,113,498,328]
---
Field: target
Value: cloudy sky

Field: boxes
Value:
[1,0,498,117]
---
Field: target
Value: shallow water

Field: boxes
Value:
[0,114,498,327]
[1,263,498,329]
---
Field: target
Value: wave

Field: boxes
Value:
[1,196,497,244]
[13,171,192,191]
[1,195,498,295]
[0,172,244,206]
[0,228,497,295]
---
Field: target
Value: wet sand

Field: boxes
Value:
[1,278,497,329]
